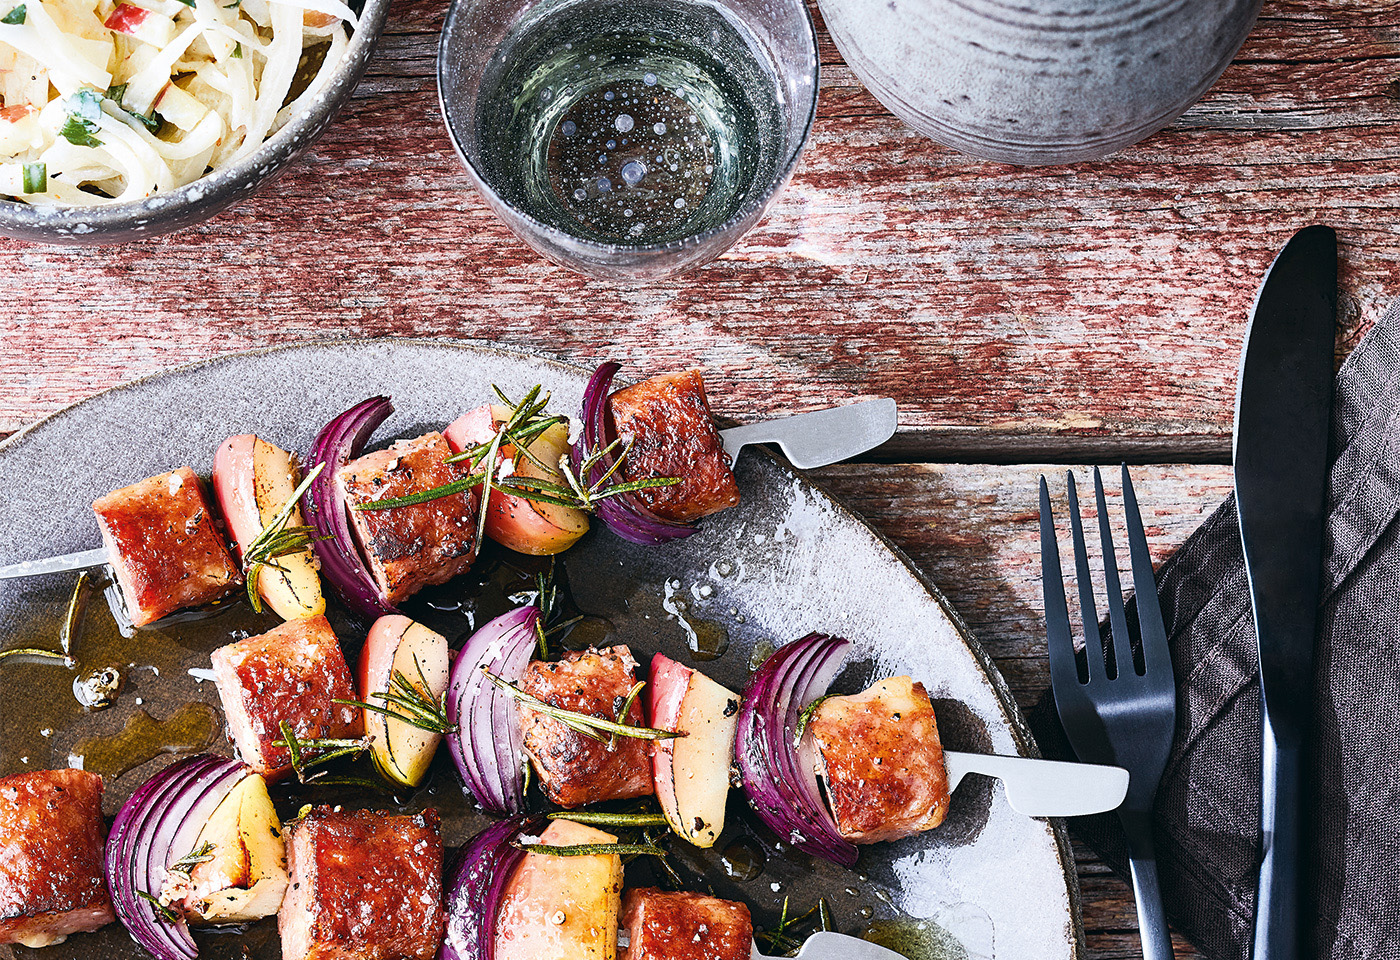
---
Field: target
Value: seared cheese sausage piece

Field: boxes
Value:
[278,807,444,960]
[518,646,655,808]
[808,676,951,843]
[0,769,114,947]
[620,888,752,960]
[337,432,478,605]
[92,467,241,627]
[211,615,361,779]
[609,371,740,524]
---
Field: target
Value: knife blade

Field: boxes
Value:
[719,398,898,470]
[1233,224,1337,960]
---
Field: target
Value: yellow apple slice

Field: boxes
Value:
[648,654,741,848]
[358,615,450,787]
[213,434,325,621]
[443,405,589,555]
[162,772,288,924]
[495,819,623,960]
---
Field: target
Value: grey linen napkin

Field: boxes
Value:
[1030,298,1400,960]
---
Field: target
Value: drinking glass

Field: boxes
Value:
[437,0,819,281]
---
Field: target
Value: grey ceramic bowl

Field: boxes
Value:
[0,1,391,245]
[817,0,1263,165]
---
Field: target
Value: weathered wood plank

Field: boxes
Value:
[1,0,1396,460]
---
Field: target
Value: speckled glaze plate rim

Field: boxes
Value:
[0,336,1083,959]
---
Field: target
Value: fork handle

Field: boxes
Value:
[1128,851,1176,960]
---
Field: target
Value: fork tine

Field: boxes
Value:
[1039,476,1084,691]
[1093,466,1137,678]
[1121,464,1172,678]
[1065,472,1109,681]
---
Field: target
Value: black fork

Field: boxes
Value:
[1039,465,1178,960]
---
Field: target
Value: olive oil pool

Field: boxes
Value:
[473,0,786,246]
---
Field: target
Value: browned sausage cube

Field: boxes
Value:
[609,371,740,524]
[620,888,752,960]
[211,615,361,779]
[808,676,950,843]
[518,646,654,808]
[92,467,241,627]
[336,432,479,604]
[0,769,114,947]
[278,807,444,960]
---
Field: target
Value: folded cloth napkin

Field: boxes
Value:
[1030,297,1400,960]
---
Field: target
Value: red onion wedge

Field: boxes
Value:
[446,605,540,815]
[441,813,543,960]
[575,362,696,546]
[735,633,859,866]
[105,755,252,960]
[302,396,397,620]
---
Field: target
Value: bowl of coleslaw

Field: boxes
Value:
[0,0,390,243]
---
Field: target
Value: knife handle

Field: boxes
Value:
[1251,713,1305,960]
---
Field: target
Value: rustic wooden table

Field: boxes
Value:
[2,0,1396,956]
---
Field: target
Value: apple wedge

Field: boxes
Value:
[648,654,741,848]
[358,615,450,787]
[212,434,325,621]
[444,404,589,555]
[495,819,623,960]
[160,772,288,924]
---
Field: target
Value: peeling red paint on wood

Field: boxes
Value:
[1,1,1397,454]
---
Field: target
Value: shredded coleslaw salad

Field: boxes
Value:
[0,0,355,206]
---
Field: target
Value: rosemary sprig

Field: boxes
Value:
[445,385,566,476]
[244,462,327,614]
[531,561,559,658]
[644,826,689,888]
[482,669,682,742]
[515,840,667,858]
[167,841,216,877]
[495,437,680,512]
[0,647,70,665]
[137,890,181,924]
[335,655,453,734]
[353,385,679,518]
[755,897,836,957]
[60,570,91,657]
[272,719,370,784]
[609,680,646,749]
[545,810,670,826]
[794,695,832,742]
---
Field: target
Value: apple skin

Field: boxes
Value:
[212,434,325,622]
[358,615,450,788]
[495,819,622,960]
[443,404,588,556]
[647,654,741,848]
[103,4,177,45]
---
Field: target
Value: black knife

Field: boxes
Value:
[1233,225,1337,960]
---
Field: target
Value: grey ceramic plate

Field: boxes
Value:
[0,340,1079,960]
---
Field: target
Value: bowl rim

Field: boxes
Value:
[435,0,820,257]
[0,0,393,234]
